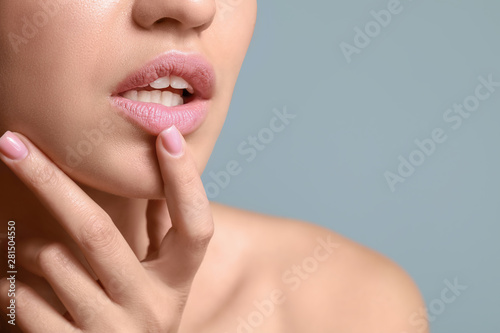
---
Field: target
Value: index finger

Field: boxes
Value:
[0,131,146,301]
[151,126,214,288]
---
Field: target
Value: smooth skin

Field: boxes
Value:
[0,0,429,332]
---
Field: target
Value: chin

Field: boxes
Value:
[60,147,165,200]
[63,140,211,200]
[74,168,165,200]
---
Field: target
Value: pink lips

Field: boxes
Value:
[110,51,215,136]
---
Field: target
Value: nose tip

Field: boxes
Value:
[133,0,216,31]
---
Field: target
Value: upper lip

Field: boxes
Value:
[112,51,215,100]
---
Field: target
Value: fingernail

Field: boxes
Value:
[0,131,28,161]
[160,126,184,157]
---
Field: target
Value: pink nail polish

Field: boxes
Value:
[160,126,184,157]
[0,131,28,161]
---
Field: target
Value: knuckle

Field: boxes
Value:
[187,218,214,252]
[36,243,69,271]
[79,212,119,255]
[141,318,164,333]
[15,284,34,307]
[106,267,130,295]
[196,220,215,242]
[142,312,167,332]
[139,296,177,331]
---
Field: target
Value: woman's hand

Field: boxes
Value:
[0,127,214,333]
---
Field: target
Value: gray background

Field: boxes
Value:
[202,0,499,331]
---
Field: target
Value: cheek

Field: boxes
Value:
[212,0,257,65]
[208,0,257,113]
[0,2,118,134]
[0,2,159,197]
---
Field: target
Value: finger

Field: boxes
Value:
[17,240,110,327]
[145,200,172,257]
[0,279,78,333]
[0,131,146,301]
[153,126,214,288]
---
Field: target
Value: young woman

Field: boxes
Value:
[0,1,428,332]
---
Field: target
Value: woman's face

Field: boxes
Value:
[0,0,257,198]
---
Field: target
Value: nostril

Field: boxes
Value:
[155,17,167,25]
[154,17,176,26]
[132,0,216,31]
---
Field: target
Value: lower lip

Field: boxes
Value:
[110,96,209,136]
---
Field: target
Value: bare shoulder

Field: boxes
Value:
[208,202,429,333]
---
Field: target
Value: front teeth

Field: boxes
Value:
[122,75,194,106]
[149,75,194,94]
[150,77,170,89]
[122,90,184,107]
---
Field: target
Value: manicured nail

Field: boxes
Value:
[160,126,184,157]
[0,131,28,161]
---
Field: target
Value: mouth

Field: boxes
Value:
[120,76,195,107]
[110,51,215,135]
